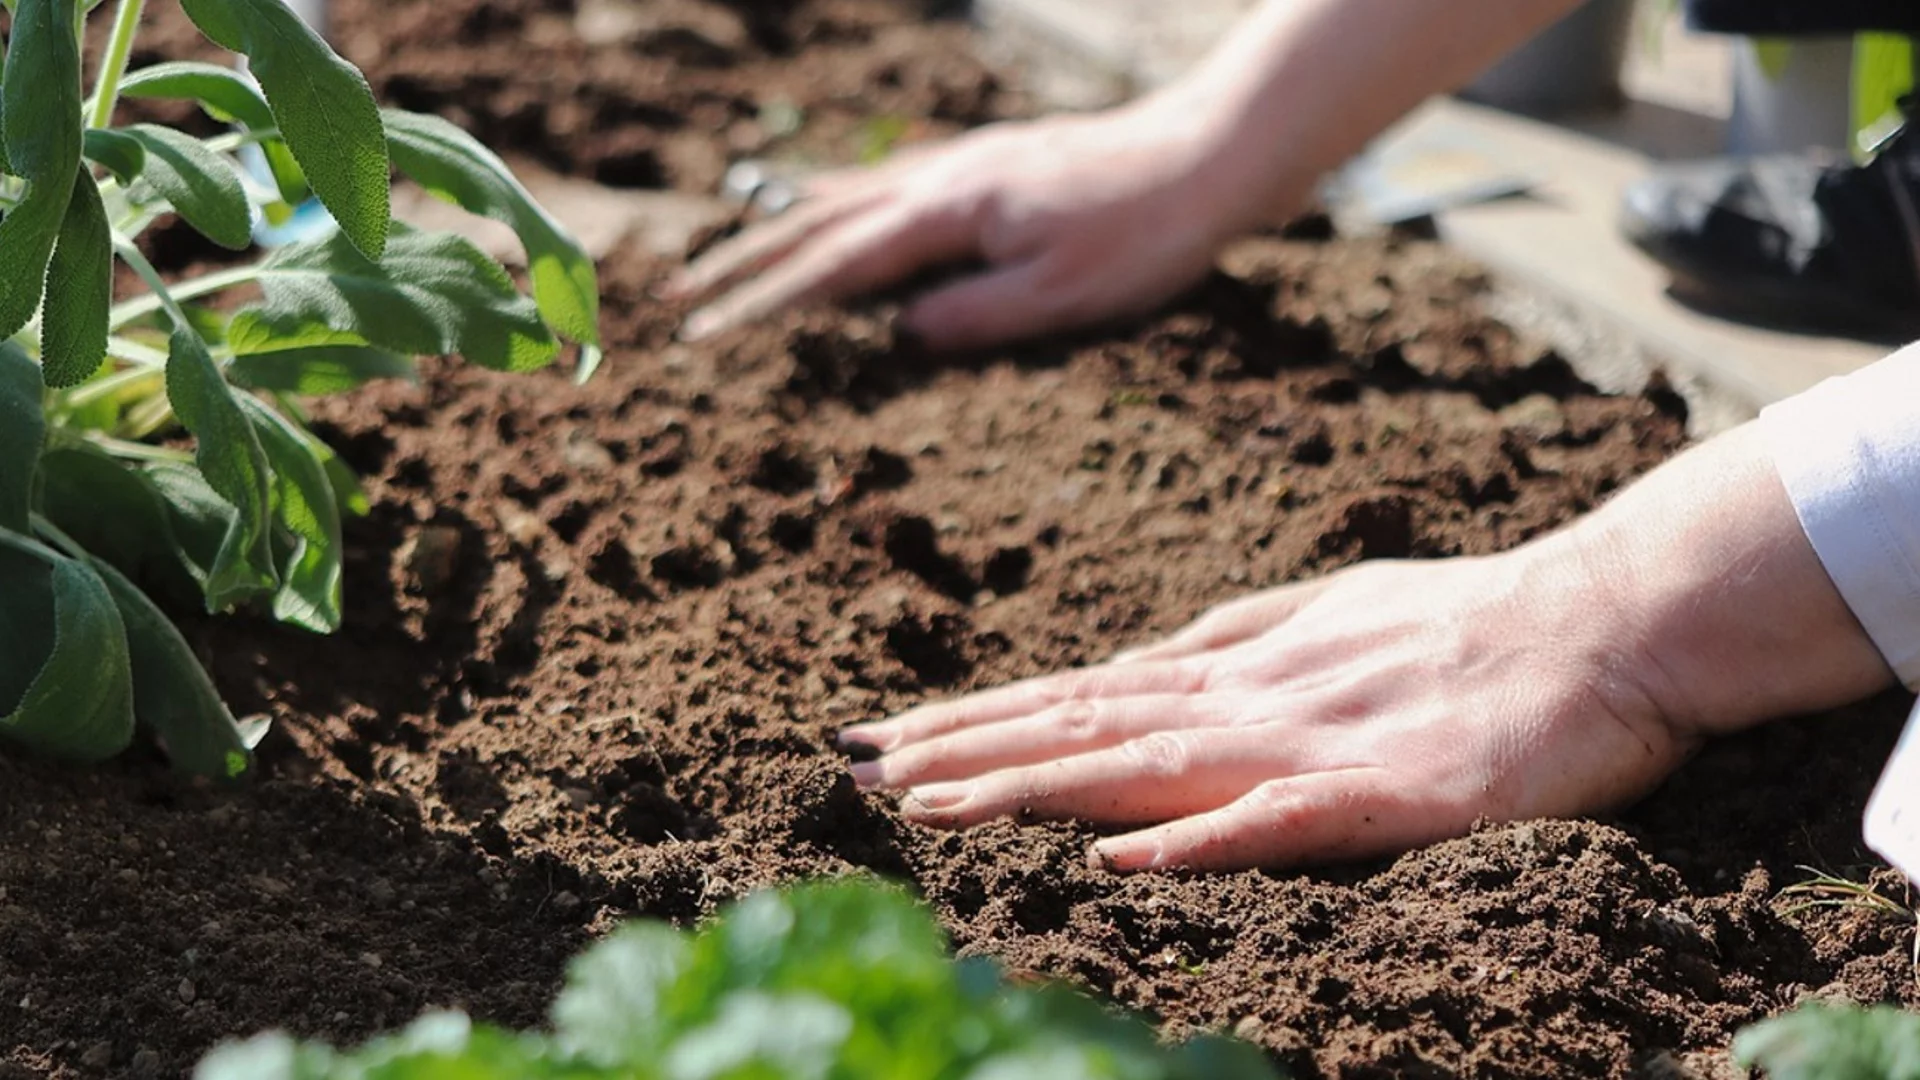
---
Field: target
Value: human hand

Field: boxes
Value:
[839,548,1691,873]
[838,425,1895,873]
[665,100,1279,350]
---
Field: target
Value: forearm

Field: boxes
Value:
[1147,0,1586,229]
[1550,423,1893,738]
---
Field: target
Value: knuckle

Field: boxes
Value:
[1120,731,1196,779]
[1243,779,1303,819]
[1051,698,1103,743]
[1047,671,1096,707]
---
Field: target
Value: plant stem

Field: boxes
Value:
[109,259,259,331]
[87,434,192,464]
[88,0,148,131]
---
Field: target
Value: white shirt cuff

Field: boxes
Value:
[1761,341,1920,690]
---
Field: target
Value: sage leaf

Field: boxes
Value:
[122,124,253,251]
[120,60,276,130]
[227,224,558,373]
[165,325,278,611]
[38,445,210,606]
[118,60,307,204]
[178,0,389,258]
[0,528,136,763]
[1734,1003,1920,1080]
[0,343,43,532]
[0,0,83,341]
[229,345,416,396]
[40,169,112,387]
[85,552,259,779]
[237,396,342,633]
[81,127,147,186]
[384,109,602,353]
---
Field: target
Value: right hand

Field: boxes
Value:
[664,99,1287,350]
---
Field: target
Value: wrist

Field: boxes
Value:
[1549,425,1894,739]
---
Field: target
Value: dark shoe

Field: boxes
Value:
[1687,0,1920,36]
[1621,105,1920,338]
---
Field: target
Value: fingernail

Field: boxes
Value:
[679,309,721,342]
[904,783,973,813]
[836,725,897,754]
[652,277,689,301]
[1091,839,1161,873]
[849,761,886,789]
[1110,648,1144,664]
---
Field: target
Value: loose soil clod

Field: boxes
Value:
[4,2,1915,1078]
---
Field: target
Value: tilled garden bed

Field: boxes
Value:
[1,2,1914,1078]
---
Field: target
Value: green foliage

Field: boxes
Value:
[177,0,389,257]
[0,0,602,775]
[1735,1003,1920,1080]
[195,881,1288,1080]
[0,0,85,342]
[1853,34,1916,159]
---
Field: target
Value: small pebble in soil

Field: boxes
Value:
[400,525,463,594]
[176,979,195,1004]
[129,1049,161,1078]
[79,1042,112,1070]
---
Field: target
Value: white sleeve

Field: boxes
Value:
[1760,341,1920,690]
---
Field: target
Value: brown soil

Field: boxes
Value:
[4,2,1915,1079]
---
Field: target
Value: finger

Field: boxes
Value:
[1090,768,1436,873]
[898,255,1084,352]
[663,189,879,302]
[899,726,1302,829]
[681,199,980,343]
[850,694,1244,791]
[802,142,944,201]
[839,660,1207,753]
[1112,583,1331,665]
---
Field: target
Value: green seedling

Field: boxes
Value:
[195,879,1288,1080]
[1777,866,1920,979]
[0,0,601,777]
[1735,1004,1920,1080]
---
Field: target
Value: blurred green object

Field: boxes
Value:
[1853,33,1916,159]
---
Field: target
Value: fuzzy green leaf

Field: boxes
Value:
[117,61,308,204]
[146,461,243,585]
[38,446,213,606]
[227,225,559,372]
[229,345,416,396]
[195,881,1288,1079]
[0,529,136,763]
[81,128,147,186]
[0,0,83,341]
[122,124,254,251]
[0,343,43,533]
[552,924,693,1065]
[237,396,342,633]
[0,21,9,177]
[83,550,260,779]
[165,326,278,611]
[119,60,276,129]
[177,0,389,258]
[1735,1004,1920,1080]
[39,169,112,387]
[384,109,602,352]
